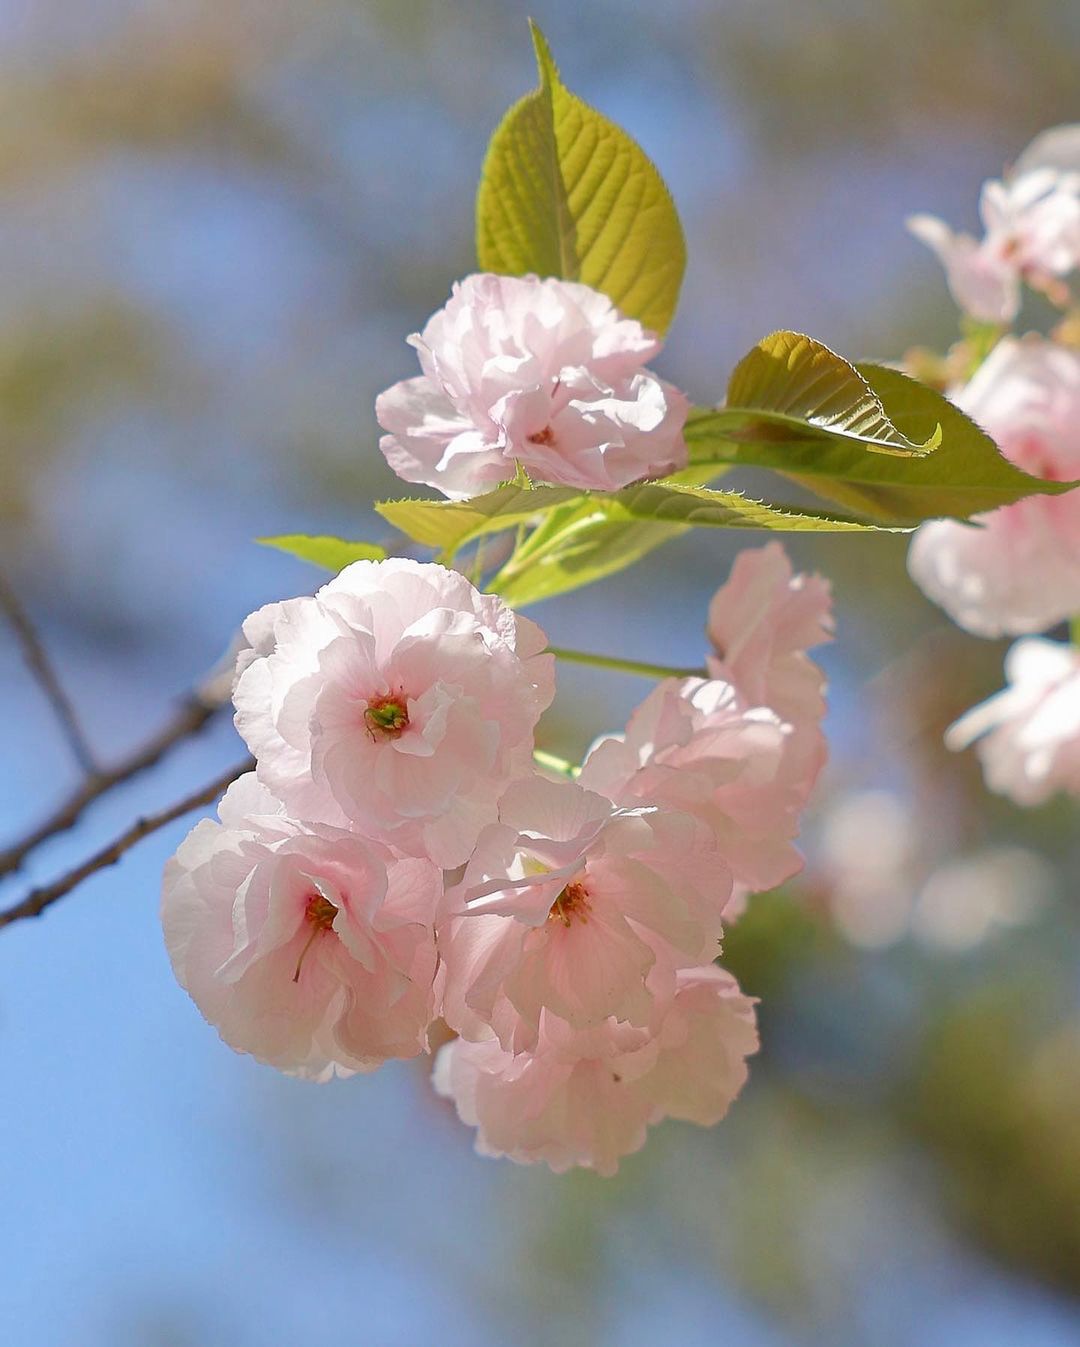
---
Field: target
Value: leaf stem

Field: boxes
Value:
[546,645,704,681]
[533,748,578,777]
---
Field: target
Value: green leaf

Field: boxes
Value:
[376,484,582,555]
[688,350,1073,524]
[569,479,888,531]
[475,21,686,334]
[379,463,888,607]
[376,464,730,557]
[257,534,387,571]
[717,330,942,457]
[490,475,892,608]
[839,363,1076,522]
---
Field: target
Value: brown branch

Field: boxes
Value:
[0,570,98,774]
[0,690,230,877]
[0,757,253,929]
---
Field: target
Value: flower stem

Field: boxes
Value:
[1070,616,1080,648]
[546,645,705,681]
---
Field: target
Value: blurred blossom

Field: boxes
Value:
[907,123,1080,322]
[911,847,1052,953]
[819,789,916,949]
[908,166,1080,323]
[948,637,1080,804]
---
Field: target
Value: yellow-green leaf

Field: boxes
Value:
[376,484,582,555]
[257,534,386,571]
[687,354,1074,525]
[489,475,893,608]
[723,331,940,456]
[475,21,686,334]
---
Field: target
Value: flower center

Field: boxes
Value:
[364,695,409,739]
[548,879,590,927]
[527,425,556,447]
[292,892,339,983]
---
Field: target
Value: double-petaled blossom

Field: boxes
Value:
[161,774,443,1080]
[233,558,555,868]
[947,638,1080,805]
[907,338,1080,638]
[437,775,730,1053]
[375,273,688,498]
[578,677,806,896]
[706,541,833,794]
[434,966,758,1176]
[908,136,1080,323]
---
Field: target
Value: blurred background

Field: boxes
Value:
[2,1,1079,1343]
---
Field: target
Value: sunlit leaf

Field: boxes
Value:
[718,330,941,457]
[376,484,582,555]
[257,534,387,571]
[685,330,1075,524]
[687,353,1073,524]
[475,21,686,334]
[489,466,725,605]
[489,473,891,607]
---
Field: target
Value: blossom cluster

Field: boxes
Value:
[162,543,831,1175]
[907,125,1080,807]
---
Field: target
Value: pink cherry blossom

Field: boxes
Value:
[434,965,758,1176]
[908,165,1080,323]
[578,676,807,894]
[946,638,1080,805]
[437,775,730,1053]
[375,273,688,498]
[161,774,443,1080]
[233,558,554,867]
[907,338,1080,637]
[706,541,833,793]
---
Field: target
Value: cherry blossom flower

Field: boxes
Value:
[946,637,1080,805]
[434,965,758,1176]
[161,774,443,1080]
[437,775,730,1053]
[907,338,1080,637]
[233,559,555,867]
[375,273,688,498]
[706,541,833,793]
[908,154,1080,322]
[578,676,807,894]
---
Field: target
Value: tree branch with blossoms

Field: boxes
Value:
[7,21,1073,1176]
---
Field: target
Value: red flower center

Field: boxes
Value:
[548,879,590,927]
[292,892,339,983]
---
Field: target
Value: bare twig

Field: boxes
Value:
[0,691,230,877]
[0,757,253,929]
[0,571,98,774]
